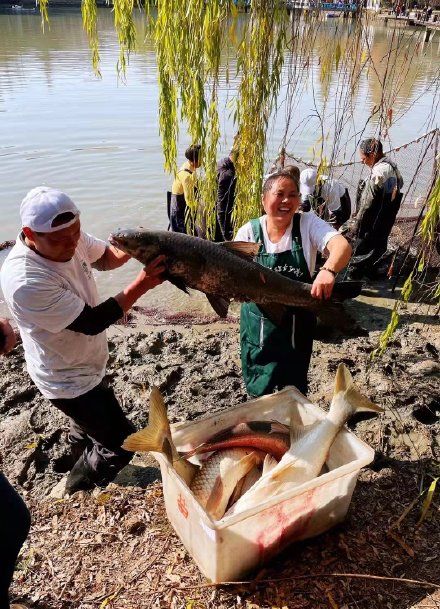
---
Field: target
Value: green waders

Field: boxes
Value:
[240,214,316,397]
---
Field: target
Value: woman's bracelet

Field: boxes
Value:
[320,266,338,277]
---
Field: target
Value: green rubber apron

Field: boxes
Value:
[240,214,316,397]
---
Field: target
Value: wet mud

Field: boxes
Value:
[1,286,439,608]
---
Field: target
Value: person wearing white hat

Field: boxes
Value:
[299,168,351,228]
[1,187,165,496]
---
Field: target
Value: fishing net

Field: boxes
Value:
[281,128,440,268]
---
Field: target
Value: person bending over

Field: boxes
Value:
[1,187,165,496]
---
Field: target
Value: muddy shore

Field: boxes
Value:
[1,286,439,608]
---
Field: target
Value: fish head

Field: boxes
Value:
[109,227,161,264]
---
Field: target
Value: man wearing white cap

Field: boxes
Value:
[1,187,165,496]
[299,168,351,229]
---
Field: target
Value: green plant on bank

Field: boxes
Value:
[374,167,440,357]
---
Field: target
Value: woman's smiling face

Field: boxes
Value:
[262,176,301,225]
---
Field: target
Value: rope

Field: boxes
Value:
[282,127,439,168]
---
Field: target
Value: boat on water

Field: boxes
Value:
[11,3,36,11]
[286,1,358,13]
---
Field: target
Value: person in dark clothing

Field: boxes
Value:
[0,473,30,609]
[0,319,31,609]
[347,138,403,278]
[1,187,165,497]
[215,153,237,241]
[168,144,202,234]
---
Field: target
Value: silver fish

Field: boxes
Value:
[227,363,382,515]
[190,448,264,520]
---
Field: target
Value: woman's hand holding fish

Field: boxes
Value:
[311,233,352,300]
[311,269,336,300]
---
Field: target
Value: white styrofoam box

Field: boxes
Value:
[153,386,375,583]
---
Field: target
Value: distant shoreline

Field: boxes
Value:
[0,0,109,7]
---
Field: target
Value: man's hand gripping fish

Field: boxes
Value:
[226,363,382,516]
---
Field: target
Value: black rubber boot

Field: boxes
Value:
[65,456,96,494]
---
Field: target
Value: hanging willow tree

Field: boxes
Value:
[36,0,439,333]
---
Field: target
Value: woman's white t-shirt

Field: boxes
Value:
[1,232,108,400]
[234,212,338,275]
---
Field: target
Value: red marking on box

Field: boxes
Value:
[177,493,189,519]
[256,488,317,562]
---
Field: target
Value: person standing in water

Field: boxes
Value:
[215,135,240,241]
[168,144,202,234]
[234,171,352,397]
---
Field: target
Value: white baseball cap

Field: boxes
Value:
[20,187,80,233]
[299,167,317,197]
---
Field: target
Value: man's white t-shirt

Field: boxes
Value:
[234,212,338,275]
[1,232,108,400]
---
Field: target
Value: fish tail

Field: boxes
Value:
[122,386,172,457]
[331,363,383,422]
[316,301,367,336]
[331,280,364,301]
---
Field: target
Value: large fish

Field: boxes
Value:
[181,420,290,461]
[190,448,264,520]
[226,363,382,516]
[109,228,363,329]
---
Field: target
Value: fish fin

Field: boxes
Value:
[178,447,198,459]
[317,301,367,337]
[206,294,230,318]
[166,274,190,294]
[334,362,353,394]
[331,280,364,301]
[227,475,246,509]
[205,452,261,518]
[205,476,225,519]
[122,386,172,459]
[174,458,199,486]
[218,241,261,260]
[258,303,290,327]
[333,363,383,416]
[262,454,278,475]
[289,420,320,446]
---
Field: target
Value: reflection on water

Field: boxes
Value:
[0,8,438,314]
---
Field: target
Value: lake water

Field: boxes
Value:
[0,8,438,316]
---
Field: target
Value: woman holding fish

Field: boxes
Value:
[235,170,352,397]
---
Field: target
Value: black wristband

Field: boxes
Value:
[321,266,337,277]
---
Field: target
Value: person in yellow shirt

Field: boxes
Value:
[169,144,202,233]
